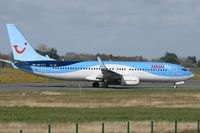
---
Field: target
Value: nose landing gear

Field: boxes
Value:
[173,83,177,88]
[173,81,184,88]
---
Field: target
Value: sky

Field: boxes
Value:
[0,0,200,59]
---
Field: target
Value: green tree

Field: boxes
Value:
[160,52,179,64]
[197,60,200,68]
[48,48,60,60]
[187,56,197,64]
[35,44,60,60]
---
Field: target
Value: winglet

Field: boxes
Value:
[97,57,107,70]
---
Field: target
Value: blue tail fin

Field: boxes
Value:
[6,24,54,61]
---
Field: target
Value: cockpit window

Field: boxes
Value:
[182,68,187,71]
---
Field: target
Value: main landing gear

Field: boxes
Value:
[93,82,100,88]
[173,82,177,88]
[92,82,108,88]
[100,82,108,88]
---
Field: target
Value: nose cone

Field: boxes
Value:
[188,71,195,79]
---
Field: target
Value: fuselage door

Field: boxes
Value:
[172,68,178,76]
[41,64,46,73]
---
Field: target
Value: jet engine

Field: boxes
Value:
[121,75,139,86]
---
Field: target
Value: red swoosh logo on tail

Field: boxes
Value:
[13,45,26,54]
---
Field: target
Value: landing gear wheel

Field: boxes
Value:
[100,82,108,88]
[92,82,100,88]
[173,85,177,88]
[173,82,177,88]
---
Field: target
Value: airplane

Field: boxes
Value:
[0,24,195,88]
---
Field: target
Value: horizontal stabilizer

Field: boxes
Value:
[0,59,12,64]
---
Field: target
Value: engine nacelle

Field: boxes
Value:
[121,76,140,86]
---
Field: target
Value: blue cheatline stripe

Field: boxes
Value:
[26,61,83,67]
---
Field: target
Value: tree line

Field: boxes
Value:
[0,44,200,68]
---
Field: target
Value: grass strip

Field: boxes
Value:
[0,106,200,123]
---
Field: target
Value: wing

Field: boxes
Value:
[97,57,122,80]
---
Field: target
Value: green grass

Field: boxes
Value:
[1,88,200,108]
[0,88,200,123]
[191,68,200,75]
[0,106,200,123]
[0,68,64,83]
[191,68,200,80]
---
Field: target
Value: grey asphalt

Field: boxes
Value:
[0,80,199,91]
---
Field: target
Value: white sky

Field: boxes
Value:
[0,0,200,59]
